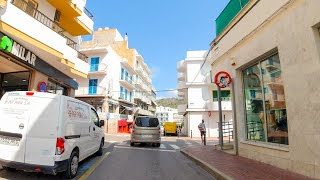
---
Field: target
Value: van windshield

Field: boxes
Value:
[135,117,159,127]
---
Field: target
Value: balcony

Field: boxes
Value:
[134,92,143,100]
[120,76,135,90]
[75,86,109,97]
[47,0,81,17]
[134,78,144,90]
[178,72,185,81]
[136,108,153,116]
[89,64,107,75]
[177,60,185,72]
[206,99,232,111]
[178,104,187,115]
[215,0,249,36]
[9,0,88,63]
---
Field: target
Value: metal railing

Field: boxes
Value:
[84,7,93,20]
[12,0,64,34]
[12,0,88,62]
[218,121,234,143]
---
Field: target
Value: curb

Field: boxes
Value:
[180,149,233,180]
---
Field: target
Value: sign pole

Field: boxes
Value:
[218,85,223,149]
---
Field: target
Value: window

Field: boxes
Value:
[120,86,123,99]
[135,117,159,127]
[125,71,129,81]
[213,90,231,101]
[108,104,114,113]
[125,89,128,100]
[130,92,132,102]
[90,108,99,126]
[25,0,37,16]
[48,80,68,96]
[89,79,98,94]
[121,68,124,80]
[90,57,99,72]
[243,53,288,145]
[1,71,31,98]
[54,10,61,23]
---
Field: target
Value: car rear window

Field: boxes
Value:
[135,117,159,127]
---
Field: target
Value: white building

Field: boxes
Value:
[177,51,233,137]
[0,0,93,98]
[75,28,157,133]
[156,106,182,125]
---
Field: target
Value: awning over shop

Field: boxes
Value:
[108,100,119,106]
[122,105,134,111]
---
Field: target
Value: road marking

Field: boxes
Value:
[186,142,192,145]
[160,144,166,149]
[107,141,118,143]
[169,144,180,150]
[114,145,176,152]
[78,152,110,180]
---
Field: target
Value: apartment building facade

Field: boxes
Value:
[156,106,183,126]
[0,0,93,98]
[76,28,156,133]
[177,51,233,137]
[208,0,320,178]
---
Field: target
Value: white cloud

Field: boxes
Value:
[156,89,178,99]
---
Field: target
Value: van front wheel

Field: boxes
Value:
[64,150,79,179]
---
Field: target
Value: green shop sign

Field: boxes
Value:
[0,34,37,66]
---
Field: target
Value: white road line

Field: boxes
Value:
[169,144,180,150]
[114,145,176,152]
[160,144,166,149]
[186,142,192,145]
[107,141,118,143]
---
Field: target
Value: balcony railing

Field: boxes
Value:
[12,0,88,62]
[84,7,94,20]
[213,97,231,101]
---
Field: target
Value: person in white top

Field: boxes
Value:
[198,119,206,144]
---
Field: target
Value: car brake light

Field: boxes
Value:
[26,92,34,96]
[56,138,65,155]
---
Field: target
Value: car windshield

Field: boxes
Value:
[135,117,159,127]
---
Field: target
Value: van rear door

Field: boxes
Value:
[0,92,32,163]
[24,92,60,166]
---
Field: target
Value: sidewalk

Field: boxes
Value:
[181,145,312,180]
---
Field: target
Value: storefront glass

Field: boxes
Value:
[243,53,288,145]
[47,80,68,96]
[1,71,31,98]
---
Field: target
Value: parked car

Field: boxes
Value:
[0,91,105,179]
[130,116,161,147]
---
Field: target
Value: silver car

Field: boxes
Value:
[130,116,161,147]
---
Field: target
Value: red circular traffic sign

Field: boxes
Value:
[215,71,232,88]
[38,82,47,92]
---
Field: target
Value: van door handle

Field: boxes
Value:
[93,127,95,131]
[89,126,91,133]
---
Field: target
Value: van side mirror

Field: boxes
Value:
[99,120,105,127]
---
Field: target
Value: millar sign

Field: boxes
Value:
[0,34,37,66]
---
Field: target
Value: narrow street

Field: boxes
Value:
[0,135,215,180]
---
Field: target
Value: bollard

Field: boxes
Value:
[204,132,206,146]
[191,130,192,139]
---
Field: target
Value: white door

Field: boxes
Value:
[24,95,59,166]
[90,108,101,153]
[0,92,31,163]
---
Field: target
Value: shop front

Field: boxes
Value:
[0,31,78,98]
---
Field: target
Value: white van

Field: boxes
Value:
[0,91,105,179]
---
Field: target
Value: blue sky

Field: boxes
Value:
[85,0,230,99]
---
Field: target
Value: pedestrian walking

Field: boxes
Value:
[198,119,206,145]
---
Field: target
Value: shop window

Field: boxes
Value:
[243,53,288,145]
[213,90,231,101]
[1,71,31,97]
[47,80,68,96]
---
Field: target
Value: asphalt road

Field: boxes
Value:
[0,135,215,180]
